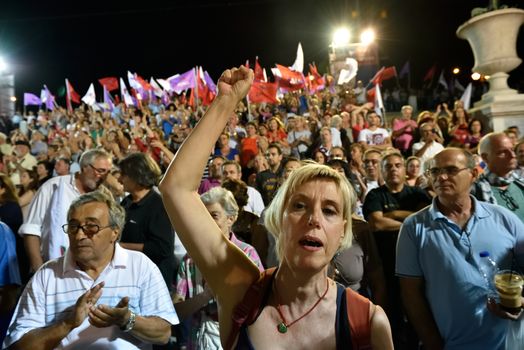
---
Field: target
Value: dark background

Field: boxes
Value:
[1,0,523,104]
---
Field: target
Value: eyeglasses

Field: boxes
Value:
[89,164,110,175]
[499,190,520,211]
[62,223,113,236]
[426,166,470,178]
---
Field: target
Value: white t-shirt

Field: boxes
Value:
[358,128,390,145]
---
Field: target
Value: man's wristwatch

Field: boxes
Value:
[120,310,136,332]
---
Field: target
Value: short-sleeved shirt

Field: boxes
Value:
[357,128,389,145]
[18,174,81,261]
[396,197,524,350]
[3,244,179,349]
[121,189,175,289]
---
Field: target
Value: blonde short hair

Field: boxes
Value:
[264,163,354,261]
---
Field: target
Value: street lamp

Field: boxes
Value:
[360,29,375,46]
[332,28,351,48]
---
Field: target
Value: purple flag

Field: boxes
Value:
[41,85,55,110]
[203,70,217,93]
[23,93,42,106]
[399,61,410,79]
[169,68,196,94]
[103,86,114,111]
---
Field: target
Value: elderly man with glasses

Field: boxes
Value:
[19,149,117,277]
[472,132,524,222]
[4,190,178,349]
[396,148,524,350]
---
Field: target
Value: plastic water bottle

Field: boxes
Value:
[478,251,499,298]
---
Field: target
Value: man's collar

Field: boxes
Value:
[62,243,128,276]
[429,195,490,221]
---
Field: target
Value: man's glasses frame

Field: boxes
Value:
[62,223,113,236]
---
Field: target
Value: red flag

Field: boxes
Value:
[307,63,325,93]
[275,64,304,82]
[370,66,397,85]
[98,77,119,91]
[248,81,278,104]
[367,87,376,103]
[197,67,216,106]
[423,64,437,82]
[99,77,119,91]
[135,75,152,90]
[66,79,81,104]
[254,58,265,82]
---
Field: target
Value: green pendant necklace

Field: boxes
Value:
[274,278,330,334]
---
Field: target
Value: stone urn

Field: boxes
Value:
[457,8,524,102]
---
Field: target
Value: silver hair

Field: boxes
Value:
[200,187,239,217]
[79,148,112,169]
[67,188,126,236]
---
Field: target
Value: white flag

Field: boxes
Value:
[338,58,359,84]
[120,78,134,107]
[127,71,142,90]
[438,71,448,90]
[271,67,282,78]
[460,83,473,111]
[290,42,304,73]
[374,84,385,119]
[454,79,465,92]
[156,78,173,92]
[81,83,96,106]
[150,77,164,97]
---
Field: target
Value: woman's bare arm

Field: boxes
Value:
[158,66,260,306]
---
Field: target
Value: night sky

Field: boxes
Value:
[1,0,523,104]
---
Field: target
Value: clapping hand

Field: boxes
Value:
[88,296,132,328]
[66,282,104,329]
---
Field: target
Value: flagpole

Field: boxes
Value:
[194,66,199,113]
[407,68,411,91]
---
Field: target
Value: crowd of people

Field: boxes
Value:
[0,64,523,350]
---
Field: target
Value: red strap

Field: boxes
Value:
[346,288,372,350]
[225,268,276,350]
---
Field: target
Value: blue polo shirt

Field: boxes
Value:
[396,196,524,350]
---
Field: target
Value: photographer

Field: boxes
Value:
[411,122,444,173]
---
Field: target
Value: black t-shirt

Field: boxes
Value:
[121,189,175,289]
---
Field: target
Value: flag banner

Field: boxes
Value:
[460,83,473,111]
[248,81,278,104]
[157,77,173,91]
[170,68,196,94]
[98,77,119,91]
[371,66,397,85]
[374,83,385,117]
[290,42,304,73]
[254,57,265,82]
[308,63,326,92]
[203,70,217,94]
[41,85,55,110]
[438,70,448,90]
[454,79,465,91]
[65,79,81,104]
[81,83,97,106]
[399,61,410,79]
[103,86,114,111]
[423,64,437,82]
[150,77,164,97]
[127,71,143,91]
[24,93,41,106]
[120,78,134,107]
[135,74,152,90]
[275,64,304,83]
